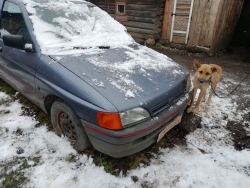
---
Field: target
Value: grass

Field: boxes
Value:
[65,153,77,163]
[0,157,40,188]
[35,110,53,131]
[0,79,16,97]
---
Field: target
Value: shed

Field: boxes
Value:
[89,0,165,40]
[160,0,244,55]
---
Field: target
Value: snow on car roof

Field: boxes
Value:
[22,0,134,55]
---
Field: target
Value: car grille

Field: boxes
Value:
[150,87,186,116]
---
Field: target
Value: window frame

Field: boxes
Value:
[0,1,31,43]
[115,1,128,22]
[115,2,126,16]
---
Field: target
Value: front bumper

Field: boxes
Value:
[81,92,192,158]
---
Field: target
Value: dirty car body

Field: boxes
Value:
[0,0,191,157]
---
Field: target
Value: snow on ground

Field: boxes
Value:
[0,73,250,188]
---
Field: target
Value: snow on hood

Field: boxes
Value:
[23,0,134,55]
[51,44,188,111]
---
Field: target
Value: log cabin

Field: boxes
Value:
[88,0,245,55]
[87,0,165,40]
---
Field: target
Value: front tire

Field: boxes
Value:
[51,99,91,151]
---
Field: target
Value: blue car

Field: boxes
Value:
[0,0,191,157]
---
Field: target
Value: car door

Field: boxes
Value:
[0,0,40,101]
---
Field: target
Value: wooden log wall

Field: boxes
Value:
[92,0,165,39]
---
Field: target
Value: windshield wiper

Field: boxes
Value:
[98,46,110,49]
[73,46,110,50]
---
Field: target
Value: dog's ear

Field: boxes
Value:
[211,66,217,73]
[193,59,201,70]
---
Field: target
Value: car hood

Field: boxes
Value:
[50,44,189,114]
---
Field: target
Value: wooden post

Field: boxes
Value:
[161,0,171,40]
[209,0,225,55]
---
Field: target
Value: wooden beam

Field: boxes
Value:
[129,32,160,39]
[172,35,185,43]
[162,0,171,40]
[126,10,164,18]
[209,0,225,55]
[122,21,155,30]
[125,26,156,34]
[127,16,157,24]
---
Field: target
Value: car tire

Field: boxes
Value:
[51,99,91,151]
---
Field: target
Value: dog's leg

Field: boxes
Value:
[187,88,197,113]
[192,90,205,114]
[207,83,217,104]
[202,90,206,102]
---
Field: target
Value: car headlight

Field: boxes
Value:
[186,74,191,92]
[97,107,150,130]
[120,107,150,127]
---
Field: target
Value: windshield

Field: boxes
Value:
[23,0,134,55]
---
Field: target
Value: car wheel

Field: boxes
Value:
[51,99,91,151]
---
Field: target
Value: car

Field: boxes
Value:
[0,0,192,158]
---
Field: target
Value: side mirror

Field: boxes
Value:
[2,35,33,52]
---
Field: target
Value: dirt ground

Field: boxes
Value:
[151,45,250,151]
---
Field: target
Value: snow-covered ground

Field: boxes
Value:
[0,73,250,188]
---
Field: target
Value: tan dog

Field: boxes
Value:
[187,59,222,114]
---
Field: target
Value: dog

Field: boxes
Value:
[187,59,222,114]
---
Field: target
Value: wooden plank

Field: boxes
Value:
[95,0,114,2]
[125,25,162,34]
[172,35,186,43]
[127,4,158,11]
[161,0,171,39]
[199,0,220,47]
[126,0,158,5]
[101,9,115,14]
[187,0,206,46]
[127,16,156,24]
[186,45,210,54]
[125,26,156,34]
[198,0,212,47]
[98,5,115,9]
[126,10,164,18]
[129,32,160,39]
[209,0,225,55]
[122,21,155,30]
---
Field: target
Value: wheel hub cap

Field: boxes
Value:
[57,111,77,144]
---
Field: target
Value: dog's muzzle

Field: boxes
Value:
[198,79,205,84]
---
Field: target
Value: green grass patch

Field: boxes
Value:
[35,111,53,131]
[0,79,16,97]
[0,157,40,188]
[65,153,77,163]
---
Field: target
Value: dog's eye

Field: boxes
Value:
[199,71,203,74]
[206,72,210,75]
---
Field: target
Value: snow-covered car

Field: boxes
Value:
[0,0,192,157]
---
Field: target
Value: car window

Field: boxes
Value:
[0,1,31,43]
